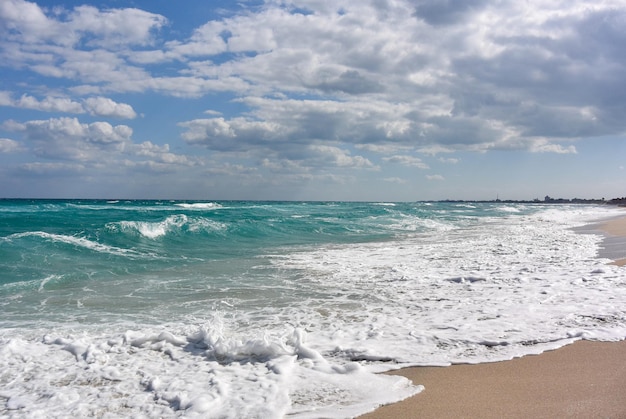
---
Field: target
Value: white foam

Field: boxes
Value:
[6,232,139,257]
[495,205,521,212]
[38,275,60,292]
[108,215,226,238]
[175,202,223,210]
[2,204,625,418]
[265,205,626,367]
[0,325,418,418]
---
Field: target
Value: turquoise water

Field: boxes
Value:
[0,200,491,325]
[1,200,625,418]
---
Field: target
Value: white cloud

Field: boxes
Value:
[426,174,445,181]
[131,141,197,166]
[0,91,84,113]
[0,138,23,153]
[7,117,132,161]
[261,158,305,173]
[2,0,626,199]
[528,141,577,154]
[67,5,167,48]
[0,91,14,106]
[382,155,429,169]
[307,144,377,169]
[83,97,137,119]
[355,144,413,154]
[180,97,422,150]
[0,91,136,119]
[168,0,626,155]
[4,116,196,176]
[0,1,166,47]
[16,94,85,113]
[384,177,407,184]
[204,162,259,177]
[180,117,238,144]
[0,0,56,44]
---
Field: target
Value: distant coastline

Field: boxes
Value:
[430,196,626,206]
[1,196,625,205]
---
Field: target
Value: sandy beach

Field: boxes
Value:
[360,214,626,418]
[360,340,626,418]
[601,215,626,266]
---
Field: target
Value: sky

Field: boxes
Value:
[1,0,625,201]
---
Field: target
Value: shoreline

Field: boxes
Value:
[360,340,626,418]
[359,215,626,418]
[599,215,626,266]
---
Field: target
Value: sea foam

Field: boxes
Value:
[107,215,226,239]
[1,201,625,418]
[6,231,138,257]
[175,202,223,210]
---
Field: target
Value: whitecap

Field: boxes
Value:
[38,275,61,292]
[175,202,222,210]
[7,232,139,257]
[495,206,521,212]
[108,215,226,239]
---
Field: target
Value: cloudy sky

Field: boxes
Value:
[1,0,625,201]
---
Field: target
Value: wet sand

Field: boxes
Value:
[360,214,626,418]
[601,215,626,266]
[360,340,626,418]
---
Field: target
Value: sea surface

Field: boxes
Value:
[1,200,625,418]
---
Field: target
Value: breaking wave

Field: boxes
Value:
[106,215,227,239]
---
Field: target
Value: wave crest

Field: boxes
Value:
[175,202,222,210]
[107,215,227,239]
[6,232,138,257]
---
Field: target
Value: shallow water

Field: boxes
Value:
[1,200,625,417]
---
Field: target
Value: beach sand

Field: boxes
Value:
[360,340,626,418]
[601,215,626,266]
[360,214,626,419]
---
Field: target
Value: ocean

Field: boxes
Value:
[1,200,625,418]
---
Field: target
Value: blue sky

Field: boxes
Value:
[1,0,625,201]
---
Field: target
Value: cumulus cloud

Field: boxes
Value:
[7,117,132,161]
[67,5,167,48]
[83,97,137,119]
[3,116,196,178]
[180,98,420,150]
[0,91,10,105]
[528,141,577,154]
[0,0,165,93]
[0,0,166,47]
[382,155,430,169]
[171,0,626,156]
[179,111,378,171]
[2,0,626,198]
[0,138,23,153]
[17,95,85,113]
[131,141,197,166]
[0,91,137,118]
[0,91,84,113]
[307,144,377,169]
